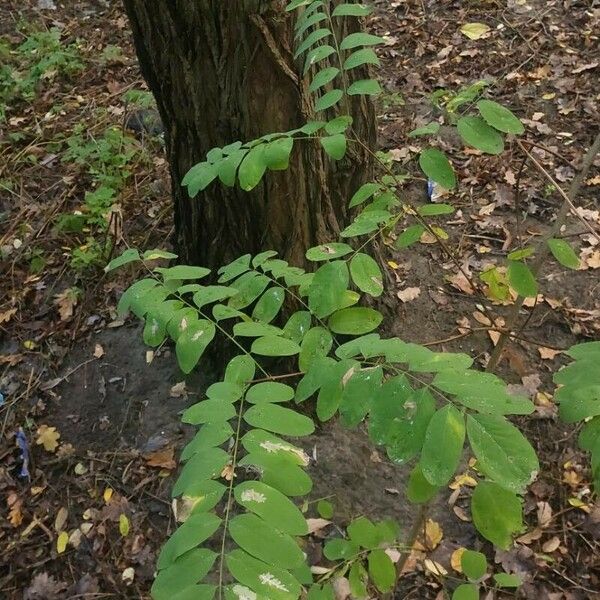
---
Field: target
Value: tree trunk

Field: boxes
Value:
[122,0,376,269]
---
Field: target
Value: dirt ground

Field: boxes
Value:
[1,1,599,599]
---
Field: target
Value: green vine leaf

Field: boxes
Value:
[547,238,580,269]
[471,481,523,549]
[419,148,456,189]
[477,99,524,135]
[328,307,383,335]
[420,405,465,486]
[466,414,539,493]
[457,116,504,155]
[320,131,347,157]
[507,260,538,298]
[350,252,384,296]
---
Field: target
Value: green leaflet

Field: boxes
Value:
[471,481,523,549]
[507,260,538,298]
[226,549,301,600]
[466,414,539,493]
[175,319,216,374]
[419,148,456,189]
[244,403,315,437]
[453,584,479,600]
[406,463,440,504]
[228,514,305,569]
[251,335,301,356]
[547,238,580,269]
[320,132,347,157]
[461,550,487,580]
[246,382,295,404]
[457,116,504,155]
[339,32,384,50]
[343,48,380,70]
[157,513,222,569]
[420,405,465,486]
[308,261,349,318]
[306,242,353,261]
[477,99,524,135]
[239,452,313,497]
[152,549,217,600]
[350,253,384,296]
[252,287,285,323]
[367,549,395,593]
[328,307,383,335]
[234,481,308,535]
[347,78,382,96]
[299,326,333,372]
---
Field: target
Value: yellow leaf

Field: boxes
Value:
[57,531,69,554]
[449,473,478,490]
[119,513,130,537]
[460,22,491,40]
[568,498,590,513]
[451,547,466,573]
[36,425,60,453]
[387,260,399,270]
[103,488,114,503]
[23,340,37,350]
[414,519,443,551]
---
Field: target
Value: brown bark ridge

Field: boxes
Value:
[122,0,376,269]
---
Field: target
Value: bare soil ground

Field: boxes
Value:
[1,1,599,599]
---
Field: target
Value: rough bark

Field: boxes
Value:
[122,0,376,269]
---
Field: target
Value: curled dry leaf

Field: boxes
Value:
[451,547,466,572]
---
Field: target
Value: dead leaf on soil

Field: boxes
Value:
[397,287,421,302]
[538,347,562,360]
[24,572,66,600]
[93,344,104,358]
[144,446,176,470]
[54,506,68,532]
[451,547,466,572]
[542,536,561,553]
[7,492,23,527]
[537,501,552,528]
[53,288,79,321]
[36,425,61,452]
[170,381,187,397]
[414,519,443,551]
[306,518,331,535]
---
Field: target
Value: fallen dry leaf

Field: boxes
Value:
[53,288,79,321]
[542,536,561,553]
[538,347,562,360]
[306,518,331,535]
[397,287,421,302]
[170,381,187,397]
[537,501,552,528]
[451,547,466,572]
[414,519,443,551]
[93,344,105,358]
[7,492,23,527]
[144,446,176,470]
[36,425,61,452]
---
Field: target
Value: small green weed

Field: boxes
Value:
[57,125,144,272]
[0,27,83,121]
